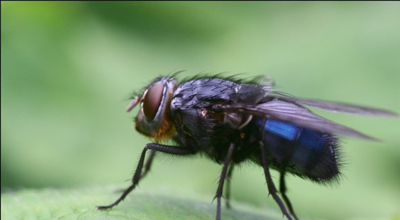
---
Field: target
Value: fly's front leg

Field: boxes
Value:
[114,150,157,194]
[141,150,156,179]
[259,141,293,220]
[214,143,235,220]
[97,143,195,210]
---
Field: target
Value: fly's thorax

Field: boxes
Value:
[134,77,178,141]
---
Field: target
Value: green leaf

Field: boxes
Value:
[1,187,283,220]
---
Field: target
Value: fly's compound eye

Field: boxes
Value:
[142,82,164,121]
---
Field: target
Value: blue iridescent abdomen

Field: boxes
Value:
[256,119,339,181]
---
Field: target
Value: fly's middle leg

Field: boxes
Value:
[225,164,234,209]
[214,143,235,220]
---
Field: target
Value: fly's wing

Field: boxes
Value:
[214,99,379,141]
[270,93,398,117]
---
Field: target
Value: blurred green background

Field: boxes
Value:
[2,2,400,220]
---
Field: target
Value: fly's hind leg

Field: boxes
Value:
[259,141,293,220]
[280,171,299,220]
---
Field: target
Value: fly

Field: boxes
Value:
[97,74,398,220]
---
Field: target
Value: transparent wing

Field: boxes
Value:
[270,93,398,117]
[214,99,379,141]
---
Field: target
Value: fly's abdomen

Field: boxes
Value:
[257,119,340,181]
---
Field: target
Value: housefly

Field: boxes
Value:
[97,74,397,220]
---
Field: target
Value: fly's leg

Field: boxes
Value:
[215,143,235,220]
[225,164,234,209]
[280,171,299,220]
[114,150,157,194]
[259,141,293,220]
[141,150,156,179]
[97,143,195,210]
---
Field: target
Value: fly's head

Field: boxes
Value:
[127,77,178,141]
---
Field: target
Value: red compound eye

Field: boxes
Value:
[142,82,164,121]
